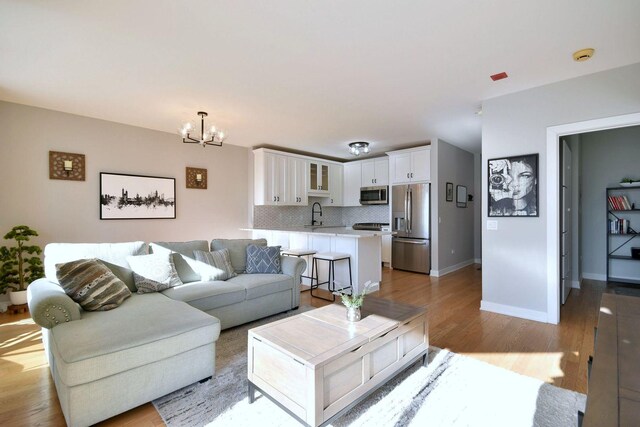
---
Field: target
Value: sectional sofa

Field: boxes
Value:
[27,239,306,427]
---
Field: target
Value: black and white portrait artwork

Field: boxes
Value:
[100,173,176,219]
[488,154,538,217]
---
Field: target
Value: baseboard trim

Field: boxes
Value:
[474,258,482,264]
[571,280,581,289]
[480,300,549,323]
[582,273,607,281]
[431,258,475,277]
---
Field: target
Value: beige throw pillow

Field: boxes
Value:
[126,253,183,288]
[56,258,131,311]
[193,249,237,281]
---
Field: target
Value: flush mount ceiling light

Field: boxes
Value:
[179,111,226,148]
[348,141,370,156]
[573,48,595,62]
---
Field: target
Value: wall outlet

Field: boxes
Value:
[487,220,498,230]
[451,249,455,254]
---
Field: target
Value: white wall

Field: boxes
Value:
[0,101,251,248]
[481,62,640,322]
[432,139,476,275]
[580,125,640,282]
[474,152,482,262]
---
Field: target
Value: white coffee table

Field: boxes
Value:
[247,297,428,427]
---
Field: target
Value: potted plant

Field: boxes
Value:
[0,225,44,306]
[337,280,374,322]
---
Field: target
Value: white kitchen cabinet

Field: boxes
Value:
[288,157,307,205]
[308,161,330,195]
[361,158,389,186]
[325,163,343,206]
[343,162,362,206]
[254,150,289,205]
[388,147,430,184]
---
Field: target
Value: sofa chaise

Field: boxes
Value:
[27,239,306,427]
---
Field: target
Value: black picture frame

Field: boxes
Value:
[446,182,453,202]
[487,153,539,217]
[456,185,467,208]
[100,172,176,220]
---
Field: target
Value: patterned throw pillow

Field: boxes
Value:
[126,253,183,288]
[193,249,237,281]
[133,272,173,294]
[245,245,282,274]
[56,258,131,311]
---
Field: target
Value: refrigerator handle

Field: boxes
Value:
[404,188,409,233]
[408,187,413,233]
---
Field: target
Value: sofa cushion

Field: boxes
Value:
[133,272,172,294]
[150,241,209,283]
[211,238,267,273]
[162,281,246,311]
[193,249,237,281]
[44,242,147,289]
[56,259,131,311]
[49,293,220,386]
[246,245,282,274]
[226,273,294,300]
[127,253,183,288]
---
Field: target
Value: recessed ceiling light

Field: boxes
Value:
[475,108,483,116]
[573,48,595,62]
[490,72,508,81]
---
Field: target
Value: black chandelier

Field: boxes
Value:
[179,111,226,148]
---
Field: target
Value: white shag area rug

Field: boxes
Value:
[153,307,585,427]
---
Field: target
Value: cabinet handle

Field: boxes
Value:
[331,199,334,204]
[411,173,414,178]
[407,173,410,178]
[273,196,276,202]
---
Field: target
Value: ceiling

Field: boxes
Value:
[2,1,639,158]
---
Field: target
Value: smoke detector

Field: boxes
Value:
[573,48,595,62]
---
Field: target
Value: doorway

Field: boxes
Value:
[546,112,640,324]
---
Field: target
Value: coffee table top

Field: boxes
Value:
[249,297,426,368]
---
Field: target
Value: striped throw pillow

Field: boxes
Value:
[56,259,131,311]
[193,249,237,281]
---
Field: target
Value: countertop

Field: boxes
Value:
[242,226,393,238]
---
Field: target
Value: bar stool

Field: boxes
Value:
[311,252,353,301]
[281,248,317,289]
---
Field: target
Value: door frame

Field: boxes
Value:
[546,112,640,324]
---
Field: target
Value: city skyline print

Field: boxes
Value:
[100,173,176,219]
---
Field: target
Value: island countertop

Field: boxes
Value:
[241,227,393,238]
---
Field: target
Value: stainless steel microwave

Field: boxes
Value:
[360,186,389,205]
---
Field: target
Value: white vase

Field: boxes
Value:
[346,306,361,322]
[9,290,28,306]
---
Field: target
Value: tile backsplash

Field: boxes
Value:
[253,201,389,229]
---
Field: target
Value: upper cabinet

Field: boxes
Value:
[288,156,307,206]
[361,158,389,186]
[308,160,330,195]
[343,162,362,206]
[388,147,431,184]
[325,163,343,206]
[254,150,289,205]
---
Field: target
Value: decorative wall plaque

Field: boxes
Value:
[49,151,86,181]
[186,167,207,189]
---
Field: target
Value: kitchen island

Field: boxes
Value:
[244,227,391,294]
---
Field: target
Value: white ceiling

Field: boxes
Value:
[2,1,640,158]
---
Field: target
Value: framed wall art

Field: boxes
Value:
[488,153,539,217]
[456,185,467,208]
[446,182,453,202]
[100,172,176,220]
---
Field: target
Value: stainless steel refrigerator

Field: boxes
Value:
[392,183,431,274]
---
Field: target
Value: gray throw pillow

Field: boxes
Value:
[193,249,237,281]
[245,245,282,274]
[211,238,267,273]
[56,258,131,311]
[133,272,173,294]
[126,253,183,288]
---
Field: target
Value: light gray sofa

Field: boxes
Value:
[27,239,305,427]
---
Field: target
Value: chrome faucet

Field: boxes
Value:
[311,202,323,226]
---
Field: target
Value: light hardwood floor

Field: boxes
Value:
[0,265,603,426]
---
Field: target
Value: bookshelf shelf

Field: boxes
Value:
[607,187,640,283]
